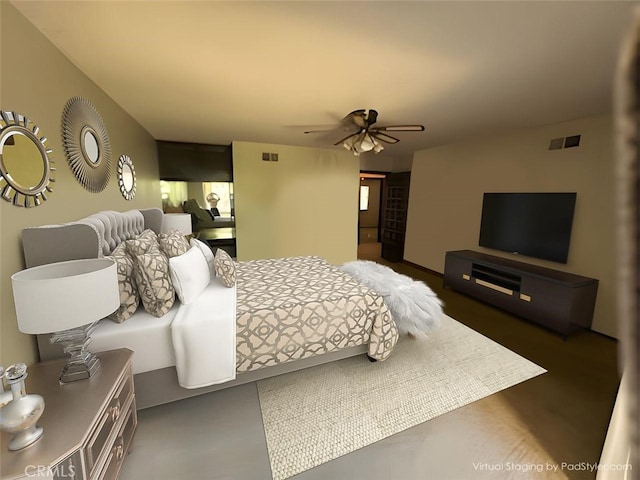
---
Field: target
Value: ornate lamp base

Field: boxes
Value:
[50,322,101,384]
[58,354,100,383]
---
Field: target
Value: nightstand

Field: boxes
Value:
[1,349,137,480]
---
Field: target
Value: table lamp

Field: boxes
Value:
[11,258,119,383]
[162,213,193,236]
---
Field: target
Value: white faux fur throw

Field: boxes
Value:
[340,260,443,337]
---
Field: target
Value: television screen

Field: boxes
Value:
[478,192,577,263]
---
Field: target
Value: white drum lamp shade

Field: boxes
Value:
[11,258,119,334]
[11,258,119,383]
[162,213,192,235]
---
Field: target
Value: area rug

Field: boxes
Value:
[256,314,546,480]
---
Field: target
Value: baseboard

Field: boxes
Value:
[402,260,443,278]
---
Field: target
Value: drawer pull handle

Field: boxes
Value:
[475,278,513,296]
[109,402,121,422]
[114,444,124,460]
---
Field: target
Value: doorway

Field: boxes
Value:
[358,172,387,247]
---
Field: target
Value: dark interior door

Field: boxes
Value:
[381,172,410,262]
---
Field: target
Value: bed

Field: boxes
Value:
[21,208,398,408]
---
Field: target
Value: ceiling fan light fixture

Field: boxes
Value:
[330,109,419,155]
[342,134,358,150]
[342,131,383,156]
[358,133,375,152]
[343,141,360,155]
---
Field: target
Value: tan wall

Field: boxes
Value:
[0,3,161,366]
[359,155,413,173]
[405,114,617,337]
[360,155,394,172]
[232,142,359,264]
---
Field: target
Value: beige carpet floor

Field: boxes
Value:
[257,314,546,480]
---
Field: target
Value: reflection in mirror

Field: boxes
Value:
[117,154,136,200]
[203,182,234,217]
[160,180,234,218]
[122,164,134,190]
[160,181,235,241]
[83,129,100,164]
[0,111,54,207]
[3,132,46,188]
[62,97,111,192]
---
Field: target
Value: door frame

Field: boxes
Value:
[359,171,389,244]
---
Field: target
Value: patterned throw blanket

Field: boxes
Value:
[235,256,398,372]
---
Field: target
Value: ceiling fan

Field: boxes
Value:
[305,109,425,155]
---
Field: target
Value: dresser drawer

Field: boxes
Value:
[93,397,137,480]
[0,349,135,480]
[85,369,134,478]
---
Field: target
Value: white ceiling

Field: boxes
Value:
[11,1,638,162]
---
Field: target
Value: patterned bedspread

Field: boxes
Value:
[235,256,398,372]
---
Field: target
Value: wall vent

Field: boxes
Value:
[564,135,581,148]
[548,134,581,150]
[549,138,564,150]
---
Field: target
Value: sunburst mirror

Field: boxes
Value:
[0,111,55,207]
[62,97,112,193]
[117,154,136,200]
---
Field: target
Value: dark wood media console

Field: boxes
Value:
[443,250,598,337]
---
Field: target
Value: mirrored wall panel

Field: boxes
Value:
[161,181,234,218]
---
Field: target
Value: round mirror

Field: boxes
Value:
[117,154,136,200]
[62,97,111,192]
[0,111,54,207]
[3,132,46,187]
[82,129,100,164]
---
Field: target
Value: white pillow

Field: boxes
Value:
[169,246,211,304]
[190,238,216,277]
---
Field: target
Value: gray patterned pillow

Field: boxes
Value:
[131,244,175,317]
[125,229,159,256]
[158,229,190,258]
[105,243,139,323]
[214,248,236,288]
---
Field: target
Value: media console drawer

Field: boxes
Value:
[443,250,598,337]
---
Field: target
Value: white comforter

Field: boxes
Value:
[171,280,237,389]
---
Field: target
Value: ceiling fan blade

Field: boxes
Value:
[376,125,425,132]
[344,109,367,129]
[371,131,400,144]
[334,131,361,146]
[304,129,333,134]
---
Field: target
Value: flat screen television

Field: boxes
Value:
[478,192,577,263]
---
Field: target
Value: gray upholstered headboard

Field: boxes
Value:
[21,208,164,268]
